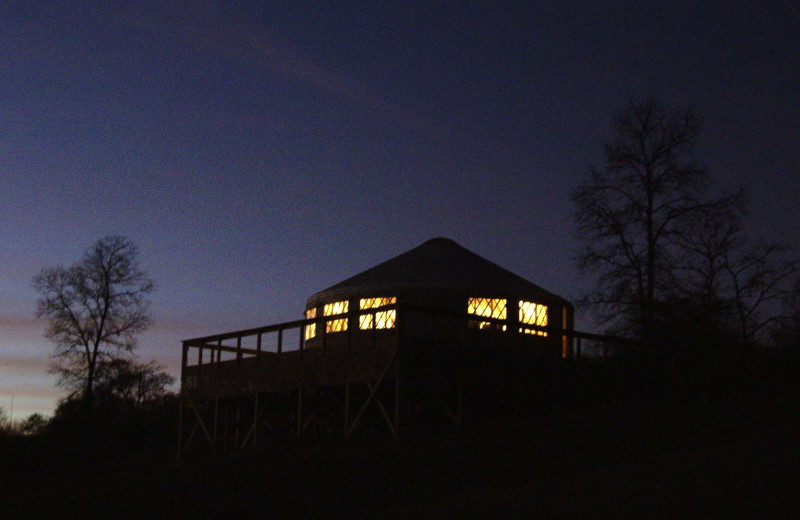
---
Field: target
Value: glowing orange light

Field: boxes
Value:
[519,300,548,336]
[468,298,507,331]
[359,297,397,329]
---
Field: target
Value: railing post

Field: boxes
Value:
[253,392,259,450]
[299,323,304,352]
[178,342,188,459]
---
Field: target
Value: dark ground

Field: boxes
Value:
[2,351,799,519]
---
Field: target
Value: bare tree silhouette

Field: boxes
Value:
[33,236,155,417]
[573,99,709,345]
[573,98,798,354]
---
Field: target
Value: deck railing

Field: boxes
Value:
[181,302,637,380]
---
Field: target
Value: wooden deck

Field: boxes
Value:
[183,341,398,400]
[178,303,633,455]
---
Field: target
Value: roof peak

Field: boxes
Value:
[422,237,459,246]
[307,237,569,306]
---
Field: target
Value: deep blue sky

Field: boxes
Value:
[2,1,799,418]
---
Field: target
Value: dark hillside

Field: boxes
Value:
[2,350,799,519]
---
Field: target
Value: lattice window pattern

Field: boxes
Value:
[359,297,397,330]
[359,314,372,329]
[359,297,396,309]
[326,318,348,333]
[322,301,349,333]
[375,310,396,329]
[304,307,317,340]
[323,301,348,316]
[467,298,507,331]
[519,300,548,336]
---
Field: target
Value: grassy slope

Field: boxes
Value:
[2,353,799,519]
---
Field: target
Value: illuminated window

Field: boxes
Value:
[326,318,347,333]
[519,300,548,336]
[323,301,348,333]
[360,297,396,309]
[324,301,349,316]
[304,308,317,340]
[361,310,397,329]
[359,297,397,330]
[468,298,507,331]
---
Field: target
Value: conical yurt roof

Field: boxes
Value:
[307,238,569,307]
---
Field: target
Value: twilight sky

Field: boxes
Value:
[2,1,799,419]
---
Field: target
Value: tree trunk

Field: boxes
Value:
[84,359,96,419]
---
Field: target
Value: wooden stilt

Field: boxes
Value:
[343,382,350,440]
[235,398,241,448]
[185,391,214,450]
[177,392,184,459]
[296,387,303,441]
[253,392,259,449]
[394,369,401,437]
[213,397,219,453]
[345,350,397,441]
[456,379,463,428]
[178,343,187,459]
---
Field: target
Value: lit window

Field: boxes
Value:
[326,318,347,333]
[359,314,373,329]
[359,297,397,330]
[519,300,548,336]
[323,301,348,333]
[375,310,396,329]
[304,308,317,340]
[360,297,396,309]
[468,298,507,331]
[324,301,349,316]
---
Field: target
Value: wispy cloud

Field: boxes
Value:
[0,354,52,374]
[111,2,448,140]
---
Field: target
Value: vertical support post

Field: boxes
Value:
[297,322,304,440]
[223,401,229,452]
[212,397,219,453]
[395,306,403,438]
[214,337,221,453]
[178,342,188,459]
[371,310,376,349]
[344,315,351,440]
[456,378,463,428]
[252,392,259,450]
[322,316,327,352]
[394,362,401,438]
[299,323,304,352]
[296,387,303,441]
[343,382,350,440]
[235,398,241,448]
